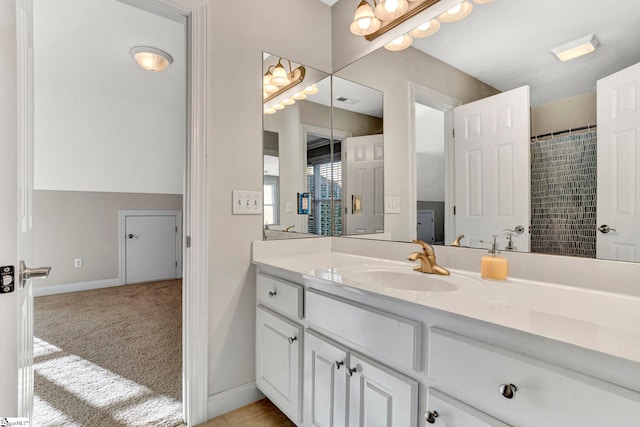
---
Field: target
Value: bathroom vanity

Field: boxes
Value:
[252,237,640,426]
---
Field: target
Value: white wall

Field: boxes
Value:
[33,0,185,195]
[208,0,331,400]
[0,0,19,414]
[415,103,445,202]
[335,47,498,240]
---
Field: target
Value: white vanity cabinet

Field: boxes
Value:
[304,329,419,427]
[429,328,640,427]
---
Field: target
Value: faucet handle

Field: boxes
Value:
[412,239,431,252]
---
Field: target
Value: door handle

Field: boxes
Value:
[19,260,51,288]
[128,234,138,239]
[503,225,525,234]
[597,224,616,234]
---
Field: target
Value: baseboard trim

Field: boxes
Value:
[34,278,122,297]
[207,382,264,420]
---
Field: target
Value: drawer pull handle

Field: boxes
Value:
[346,367,357,377]
[425,410,439,424]
[288,336,297,344]
[499,383,517,399]
[268,291,277,298]
[334,361,344,370]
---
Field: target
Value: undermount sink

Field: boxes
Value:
[340,267,462,292]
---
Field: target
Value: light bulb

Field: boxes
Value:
[281,98,295,106]
[385,0,399,12]
[273,103,285,110]
[264,108,276,115]
[418,22,430,31]
[358,17,372,30]
[448,4,462,14]
[292,92,307,100]
[393,36,404,46]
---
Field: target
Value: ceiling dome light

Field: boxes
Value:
[130,46,173,72]
[292,92,307,100]
[270,60,291,87]
[350,0,381,36]
[409,19,441,38]
[438,0,473,23]
[384,34,413,51]
[281,98,296,106]
[374,0,409,20]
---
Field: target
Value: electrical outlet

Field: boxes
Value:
[74,258,82,268]
[232,190,262,215]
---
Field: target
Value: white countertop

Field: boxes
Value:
[253,250,640,365]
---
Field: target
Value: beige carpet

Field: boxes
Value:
[33,280,183,427]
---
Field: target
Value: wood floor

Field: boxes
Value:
[197,399,295,427]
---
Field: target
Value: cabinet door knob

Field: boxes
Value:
[346,367,357,377]
[288,336,297,344]
[334,361,344,370]
[425,410,439,424]
[499,383,517,399]
[268,291,277,298]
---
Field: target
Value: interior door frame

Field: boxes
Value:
[17,0,209,425]
[408,82,460,245]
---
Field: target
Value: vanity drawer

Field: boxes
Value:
[429,328,640,427]
[306,288,421,371]
[426,388,511,427]
[257,273,303,319]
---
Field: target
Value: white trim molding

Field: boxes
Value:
[207,382,264,419]
[34,278,121,297]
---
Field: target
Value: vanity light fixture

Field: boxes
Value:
[385,34,413,51]
[374,0,409,20]
[408,18,440,38]
[437,0,473,23]
[551,34,601,62]
[263,57,306,104]
[130,46,173,72]
[350,0,381,36]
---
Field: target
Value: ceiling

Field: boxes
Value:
[412,0,640,105]
[34,0,186,110]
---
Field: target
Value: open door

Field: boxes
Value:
[596,62,640,261]
[454,86,531,251]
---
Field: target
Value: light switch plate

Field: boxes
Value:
[385,196,401,214]
[232,190,262,215]
[286,202,293,213]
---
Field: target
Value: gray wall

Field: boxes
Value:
[531,92,596,136]
[33,191,182,288]
[208,0,332,398]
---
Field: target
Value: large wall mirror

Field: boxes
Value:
[262,52,383,240]
[331,0,640,264]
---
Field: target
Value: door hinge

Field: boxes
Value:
[453,205,456,215]
[452,128,456,138]
[186,235,191,248]
[175,226,178,233]
[175,261,178,267]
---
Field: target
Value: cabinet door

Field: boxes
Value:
[256,306,302,424]
[348,353,418,427]
[304,330,349,427]
[426,388,511,427]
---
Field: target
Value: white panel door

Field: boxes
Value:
[125,215,178,283]
[348,353,418,427]
[304,331,348,427]
[343,135,384,235]
[454,86,531,251]
[256,306,302,424]
[597,62,640,262]
[417,210,435,243]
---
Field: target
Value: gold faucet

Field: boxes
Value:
[283,225,295,232]
[408,239,450,276]
[451,234,465,247]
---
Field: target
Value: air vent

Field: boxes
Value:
[336,96,359,105]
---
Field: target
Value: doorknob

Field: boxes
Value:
[598,224,616,234]
[19,260,51,288]
[127,234,138,239]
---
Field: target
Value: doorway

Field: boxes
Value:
[25,1,196,424]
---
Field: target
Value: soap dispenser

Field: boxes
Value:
[481,235,509,281]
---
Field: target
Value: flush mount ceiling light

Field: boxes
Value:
[437,0,473,23]
[385,33,413,51]
[130,46,173,72]
[551,34,601,62]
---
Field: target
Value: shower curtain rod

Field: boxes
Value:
[531,124,597,140]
